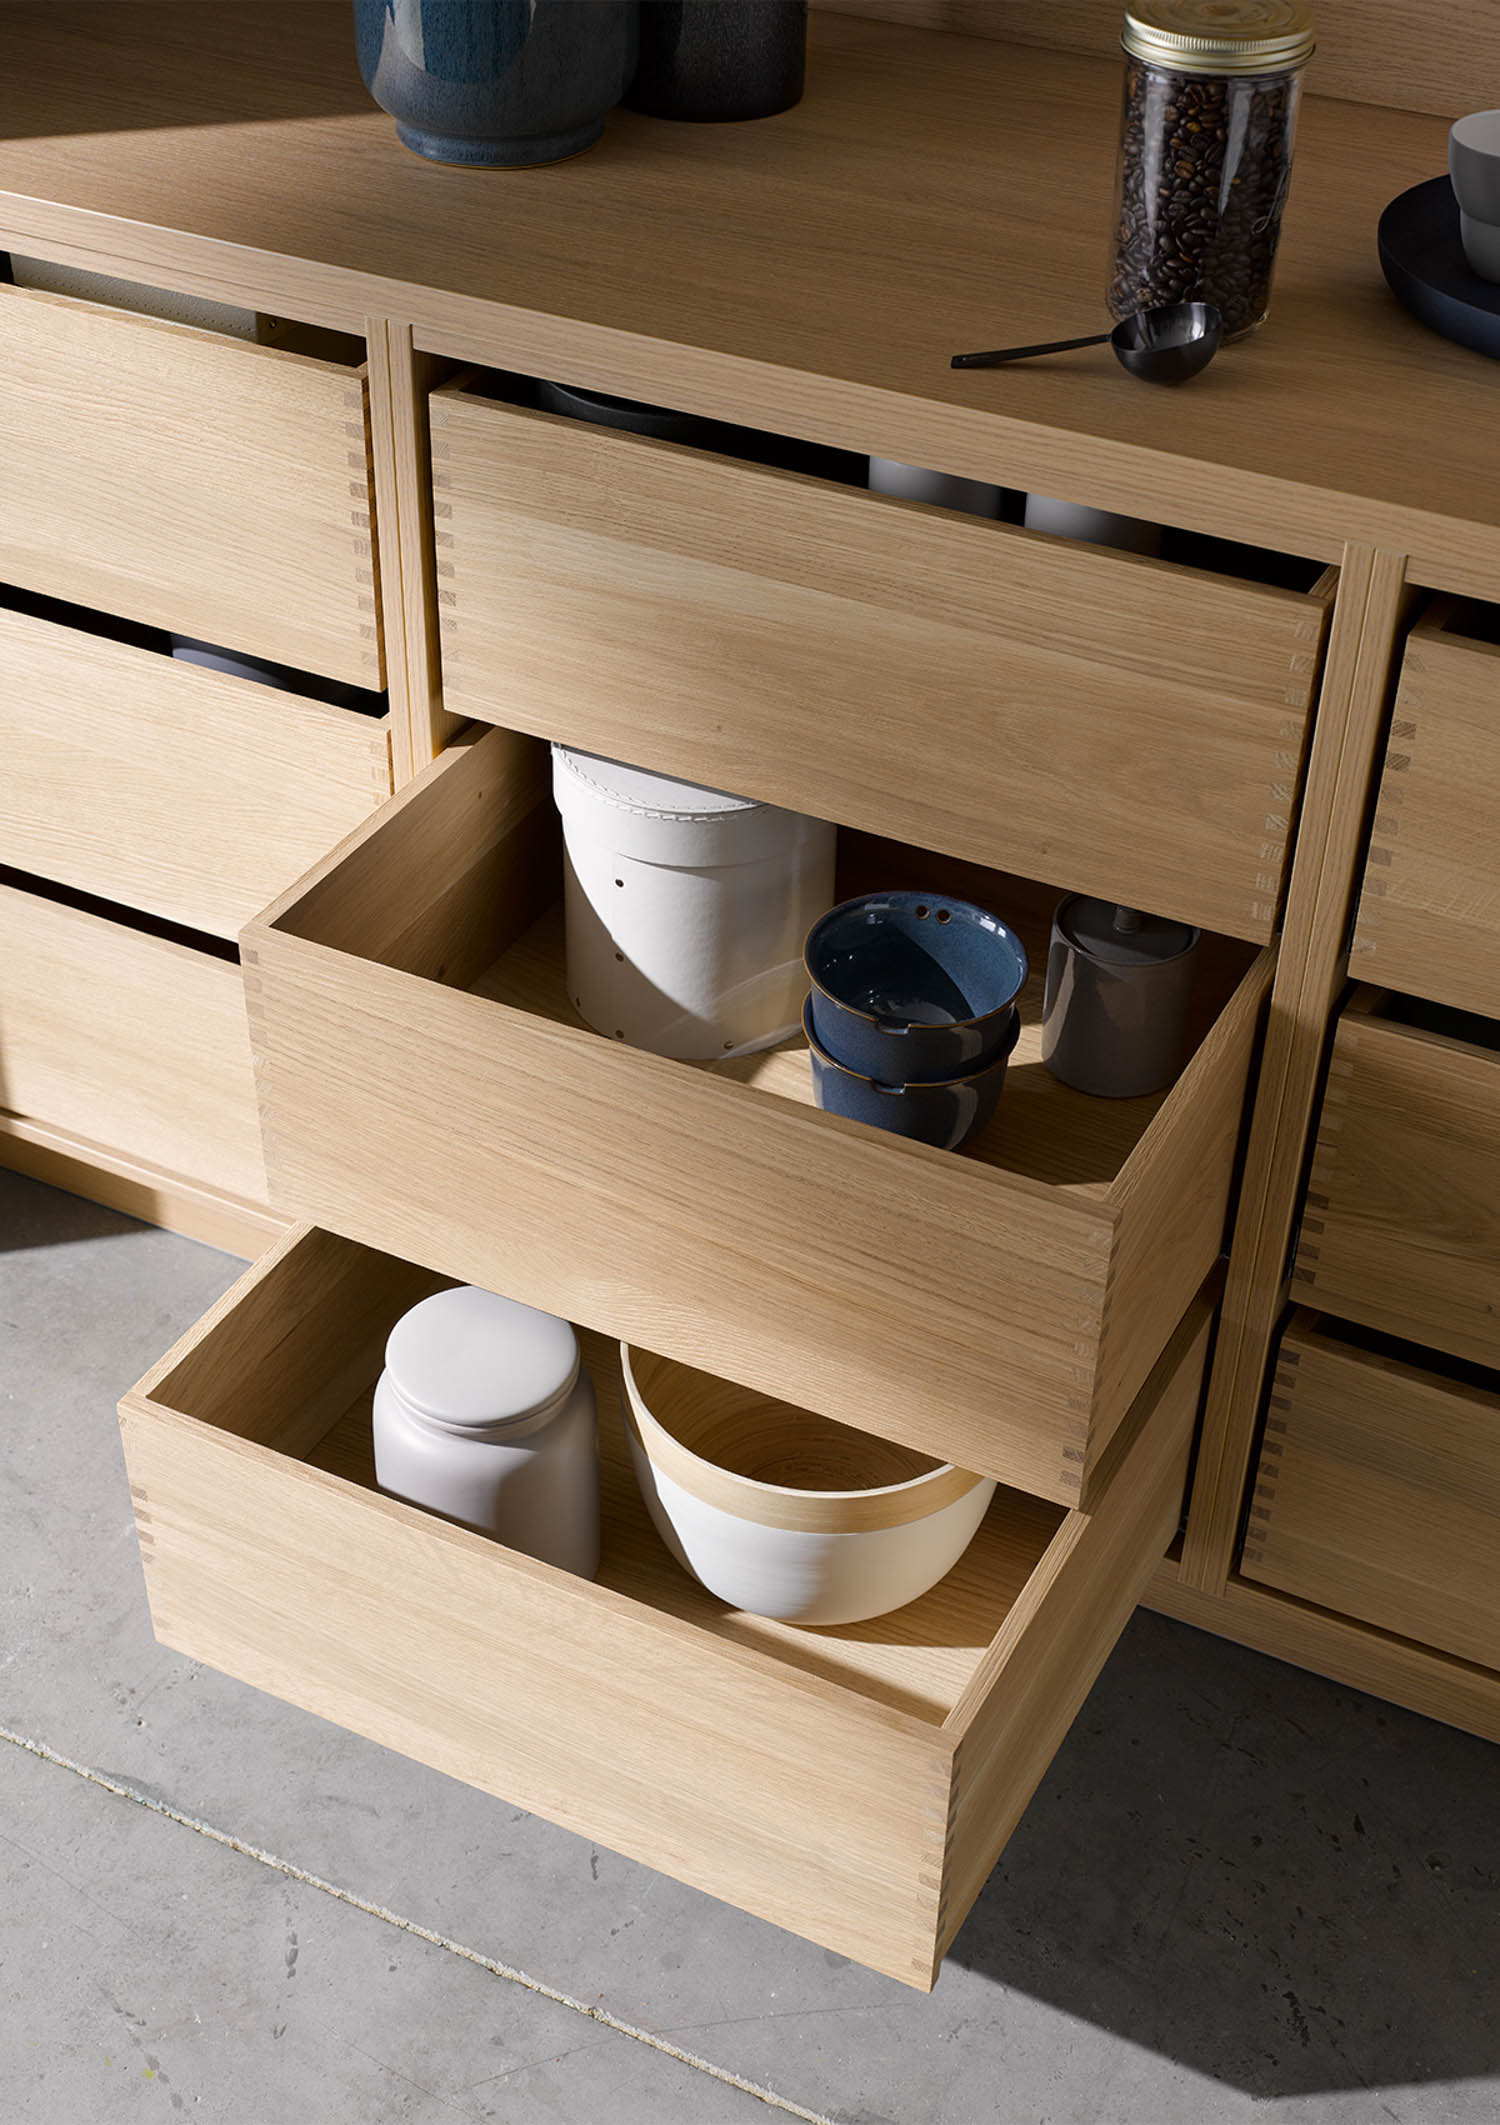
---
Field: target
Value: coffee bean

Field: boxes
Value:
[1109,56,1301,339]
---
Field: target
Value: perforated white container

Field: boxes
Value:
[553,746,836,1061]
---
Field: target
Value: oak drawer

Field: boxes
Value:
[430,385,1332,945]
[0,285,381,687]
[1295,992,1500,1368]
[0,877,265,1202]
[120,1223,1209,1989]
[0,598,391,939]
[245,727,1270,1509]
[1244,1314,1500,1673]
[1353,601,1500,1017]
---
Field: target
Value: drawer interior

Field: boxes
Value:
[143,1229,1067,1724]
[125,1223,1206,1983]
[273,727,1258,1208]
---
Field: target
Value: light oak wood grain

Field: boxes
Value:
[365,320,462,781]
[0,1110,285,1259]
[120,1222,1201,1986]
[1179,548,1411,1592]
[933,1298,1206,1972]
[0,880,267,1203]
[0,283,382,686]
[1242,1313,1500,1673]
[245,727,1261,1506]
[815,0,1498,119]
[1353,607,1500,1018]
[1146,1569,1500,1746]
[0,603,390,940]
[1294,997,1500,1369]
[432,392,1330,942]
[0,10,1491,592]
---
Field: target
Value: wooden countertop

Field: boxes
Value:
[1,3,1495,590]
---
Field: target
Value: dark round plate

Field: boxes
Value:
[1379,175,1500,361]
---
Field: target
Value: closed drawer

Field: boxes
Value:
[120,1223,1209,1989]
[430,386,1333,945]
[1244,1313,1500,1673]
[244,726,1270,1508]
[1353,601,1500,1017]
[1295,992,1500,1368]
[0,599,391,939]
[0,285,381,687]
[0,878,265,1202]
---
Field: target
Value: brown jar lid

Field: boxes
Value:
[1123,0,1315,75]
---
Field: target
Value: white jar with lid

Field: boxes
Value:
[553,745,836,1060]
[373,1285,600,1579]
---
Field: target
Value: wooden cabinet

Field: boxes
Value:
[242,725,1270,1508]
[0,877,265,1203]
[120,1222,1210,1990]
[0,286,382,687]
[431,387,1332,945]
[1295,991,1500,1370]
[1244,1313,1500,1673]
[0,598,391,940]
[1353,601,1500,1018]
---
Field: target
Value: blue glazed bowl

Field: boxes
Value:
[353,0,638,167]
[804,891,1028,1083]
[804,999,1020,1153]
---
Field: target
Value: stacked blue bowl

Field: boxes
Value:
[802,892,1028,1152]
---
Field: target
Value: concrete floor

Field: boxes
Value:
[2,1168,1498,2125]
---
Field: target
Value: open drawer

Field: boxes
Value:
[0,594,391,939]
[0,285,382,687]
[0,873,265,1203]
[430,383,1333,943]
[120,1224,1211,1989]
[1295,990,1500,1370]
[1353,597,1500,1018]
[244,727,1270,1507]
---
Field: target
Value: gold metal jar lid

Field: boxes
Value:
[1122,0,1316,75]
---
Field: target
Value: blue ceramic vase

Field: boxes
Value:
[353,0,639,167]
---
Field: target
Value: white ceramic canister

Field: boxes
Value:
[1023,491,1162,556]
[868,456,1003,517]
[553,746,837,1060]
[373,1285,600,1578]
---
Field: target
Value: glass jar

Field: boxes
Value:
[1108,1,1316,341]
[373,1285,600,1579]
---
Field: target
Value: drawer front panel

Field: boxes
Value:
[0,287,382,687]
[0,605,391,939]
[0,880,265,1201]
[1244,1319,1500,1672]
[1353,622,1500,1017]
[120,1226,1204,1989]
[1295,1003,1500,1368]
[431,394,1328,944]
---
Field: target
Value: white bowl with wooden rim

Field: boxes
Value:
[621,1345,996,1625]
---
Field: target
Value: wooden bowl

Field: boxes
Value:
[621,1345,995,1625]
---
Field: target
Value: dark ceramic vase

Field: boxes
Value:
[353,0,639,166]
[626,1,806,122]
